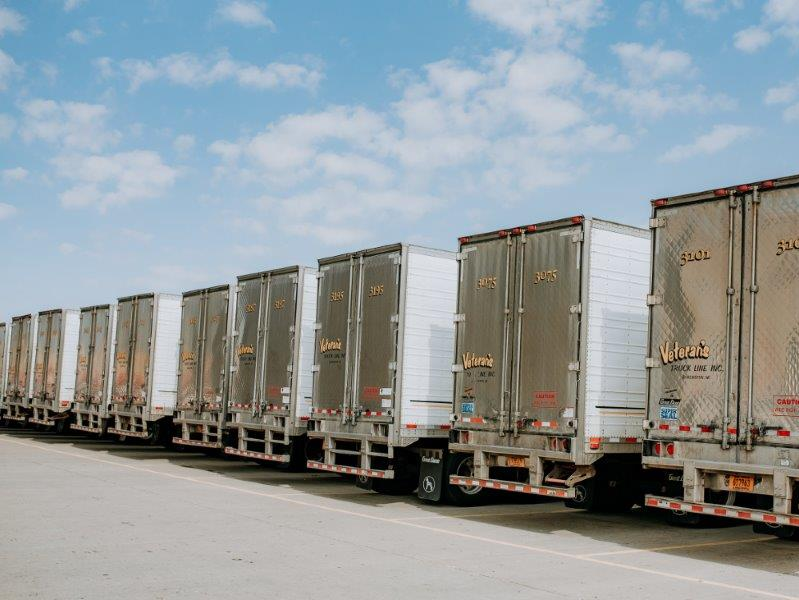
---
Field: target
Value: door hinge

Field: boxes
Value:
[645,358,659,368]
[649,217,666,229]
[451,364,464,373]
[571,232,584,243]
[453,313,465,323]
[568,362,580,372]
[390,314,399,324]
[388,361,397,371]
[313,322,322,330]
[316,271,326,279]
[311,364,320,373]
[456,247,476,261]
[569,303,582,314]
[647,294,662,306]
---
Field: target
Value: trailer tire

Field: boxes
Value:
[443,453,486,506]
[565,478,598,511]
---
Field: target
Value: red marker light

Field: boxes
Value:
[498,230,508,238]
[571,216,584,224]
[713,188,728,197]
[737,184,752,193]
[511,227,522,235]
[526,225,537,232]
[666,443,675,456]
[652,198,668,207]
[654,442,662,456]
[761,180,775,189]
[458,236,470,244]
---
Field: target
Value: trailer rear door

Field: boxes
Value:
[89,307,111,405]
[743,186,799,446]
[76,311,92,403]
[178,293,202,410]
[201,287,229,411]
[514,225,582,435]
[45,311,63,402]
[647,198,743,442]
[454,236,514,432]
[352,251,400,418]
[132,298,153,406]
[261,272,298,409]
[314,259,354,414]
[32,314,50,400]
[231,276,263,411]
[113,301,134,404]
[7,319,25,397]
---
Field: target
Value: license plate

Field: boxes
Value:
[726,475,755,492]
[506,456,525,468]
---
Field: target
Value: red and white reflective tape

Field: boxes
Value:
[645,496,799,527]
[361,410,387,417]
[107,427,150,439]
[312,408,341,416]
[230,403,252,409]
[224,447,290,463]
[403,423,451,430]
[306,461,391,479]
[5,414,27,422]
[28,417,54,426]
[449,476,573,498]
[172,437,222,449]
[460,416,486,424]
[528,420,558,429]
[655,423,716,434]
[70,424,101,434]
[764,430,799,439]
[604,436,642,443]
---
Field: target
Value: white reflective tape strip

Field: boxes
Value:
[223,447,290,463]
[306,461,389,479]
[449,476,573,499]
[645,496,799,527]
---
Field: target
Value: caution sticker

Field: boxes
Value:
[774,395,799,417]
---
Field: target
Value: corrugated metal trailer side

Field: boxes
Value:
[108,293,181,443]
[0,322,8,417]
[4,314,38,423]
[306,244,458,495]
[172,284,234,450]
[29,309,80,430]
[72,304,117,435]
[446,217,650,508]
[224,266,317,465]
[642,175,799,538]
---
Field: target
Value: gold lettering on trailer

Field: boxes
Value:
[244,303,257,313]
[188,317,198,326]
[659,340,711,364]
[680,249,711,266]
[368,284,384,298]
[462,352,494,370]
[274,298,286,310]
[534,269,558,284]
[181,351,197,362]
[319,337,342,353]
[477,276,497,289]
[776,238,799,256]
[237,345,255,356]
[329,290,345,302]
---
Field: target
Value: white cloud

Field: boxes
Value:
[232,243,269,257]
[682,0,742,19]
[783,102,799,122]
[64,0,88,11]
[173,134,195,157]
[216,1,274,30]
[107,51,322,92]
[0,113,13,139]
[20,99,120,151]
[0,48,22,90]
[134,264,210,293]
[467,0,605,43]
[39,62,59,83]
[734,27,772,52]
[120,228,153,243]
[58,242,78,254]
[588,79,735,119]
[67,23,102,45]
[611,42,693,84]
[0,5,25,37]
[2,167,28,182]
[54,150,178,212]
[0,202,17,219]
[636,1,669,28]
[660,124,753,163]
[764,81,798,105]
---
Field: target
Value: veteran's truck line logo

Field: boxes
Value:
[659,340,710,364]
[319,337,343,353]
[462,352,494,370]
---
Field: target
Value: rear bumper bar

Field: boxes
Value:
[306,461,394,479]
[172,437,222,450]
[108,427,150,439]
[71,423,103,434]
[449,476,575,499]
[224,447,290,463]
[645,495,799,527]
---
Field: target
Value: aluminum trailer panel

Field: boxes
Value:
[448,217,649,506]
[173,284,234,449]
[225,266,317,463]
[643,175,799,534]
[109,293,181,440]
[29,309,80,427]
[0,322,8,414]
[5,314,38,422]
[307,244,457,484]
[72,304,116,434]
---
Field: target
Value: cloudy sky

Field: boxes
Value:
[0,0,796,318]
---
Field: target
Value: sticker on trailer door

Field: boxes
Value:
[774,395,799,417]
[461,402,475,414]
[658,396,680,421]
[533,391,557,408]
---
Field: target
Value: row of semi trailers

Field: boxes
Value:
[2,175,799,540]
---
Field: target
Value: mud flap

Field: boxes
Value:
[417,448,445,502]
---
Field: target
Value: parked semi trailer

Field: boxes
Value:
[643,176,799,539]
[72,304,117,435]
[5,314,38,423]
[172,285,234,449]
[445,217,650,509]
[108,293,181,443]
[224,266,317,465]
[28,309,80,431]
[306,244,460,496]
[0,321,8,417]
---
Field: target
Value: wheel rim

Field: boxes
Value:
[573,484,587,504]
[455,457,482,495]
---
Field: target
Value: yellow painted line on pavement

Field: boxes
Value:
[2,435,797,600]
[580,536,773,557]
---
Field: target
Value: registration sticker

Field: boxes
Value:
[461,402,475,415]
[659,406,678,421]
[725,474,755,492]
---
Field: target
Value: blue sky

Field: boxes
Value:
[0,0,796,318]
